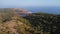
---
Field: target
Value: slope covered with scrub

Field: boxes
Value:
[24,13,60,34]
[0,8,34,34]
[0,8,60,34]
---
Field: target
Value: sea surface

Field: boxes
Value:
[23,7,60,14]
[0,6,60,14]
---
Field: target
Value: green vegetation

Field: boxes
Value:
[0,8,15,23]
[0,8,60,34]
[24,13,60,34]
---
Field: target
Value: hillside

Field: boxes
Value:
[24,13,60,34]
[0,8,33,34]
[0,8,60,34]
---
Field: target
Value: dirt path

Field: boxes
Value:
[5,20,19,34]
[3,16,31,34]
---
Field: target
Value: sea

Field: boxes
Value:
[0,6,60,14]
[23,6,60,15]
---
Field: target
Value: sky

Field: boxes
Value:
[0,0,60,7]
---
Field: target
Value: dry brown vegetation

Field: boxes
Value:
[0,8,34,34]
[0,8,60,34]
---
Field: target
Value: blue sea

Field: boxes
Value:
[23,7,60,14]
[0,6,60,14]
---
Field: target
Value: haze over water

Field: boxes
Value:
[0,0,60,14]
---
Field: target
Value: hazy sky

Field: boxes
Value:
[0,0,60,7]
